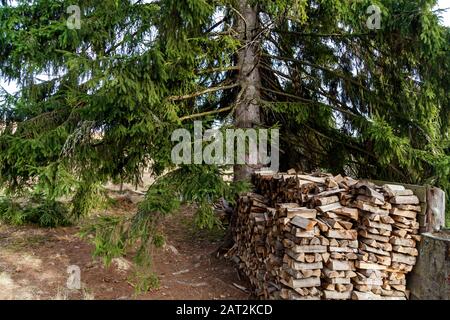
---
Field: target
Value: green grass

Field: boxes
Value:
[177,212,226,242]
[0,197,72,228]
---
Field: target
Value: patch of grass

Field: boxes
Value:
[129,269,160,294]
[80,214,162,294]
[0,197,72,228]
[104,196,119,209]
[152,232,165,248]
[175,207,226,242]
[78,215,126,266]
[90,191,119,212]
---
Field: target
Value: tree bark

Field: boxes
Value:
[217,1,262,254]
[233,0,262,182]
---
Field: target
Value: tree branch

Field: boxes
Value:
[196,66,239,75]
[303,123,408,179]
[264,53,367,88]
[179,105,234,121]
[273,29,370,38]
[204,18,227,34]
[260,87,359,118]
[167,83,239,102]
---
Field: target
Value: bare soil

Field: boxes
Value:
[0,195,250,300]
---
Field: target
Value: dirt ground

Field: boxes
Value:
[0,193,250,300]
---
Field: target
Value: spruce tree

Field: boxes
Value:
[0,0,448,274]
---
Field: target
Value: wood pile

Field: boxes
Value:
[231,171,422,300]
[349,182,421,300]
[278,203,324,300]
[316,194,359,300]
[384,184,421,299]
[350,182,395,299]
[233,193,275,298]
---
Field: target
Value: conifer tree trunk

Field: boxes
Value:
[233,0,262,182]
[220,1,263,251]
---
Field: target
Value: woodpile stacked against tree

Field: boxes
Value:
[231,171,422,300]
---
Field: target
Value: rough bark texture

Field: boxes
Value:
[220,1,262,252]
[234,0,262,182]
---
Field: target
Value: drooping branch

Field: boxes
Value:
[167,83,239,102]
[273,29,370,38]
[302,123,408,179]
[196,66,240,75]
[264,62,364,117]
[260,87,359,118]
[260,71,283,91]
[260,63,296,82]
[179,105,235,121]
[262,53,372,94]
[204,17,227,34]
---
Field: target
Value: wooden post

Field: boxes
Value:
[426,187,446,233]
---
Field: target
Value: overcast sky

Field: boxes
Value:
[1,1,449,95]
[438,0,450,25]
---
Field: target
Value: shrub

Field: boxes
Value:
[0,197,72,228]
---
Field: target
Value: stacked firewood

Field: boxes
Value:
[252,170,334,205]
[315,193,359,300]
[384,184,421,299]
[232,171,422,300]
[233,192,273,298]
[278,204,325,300]
[348,182,396,299]
[347,183,422,300]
